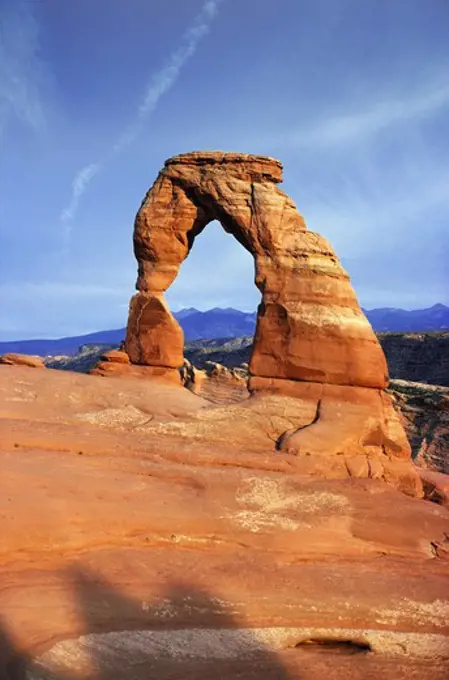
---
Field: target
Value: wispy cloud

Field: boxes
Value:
[61,0,225,245]
[0,0,47,141]
[112,0,224,155]
[60,163,101,223]
[282,70,449,149]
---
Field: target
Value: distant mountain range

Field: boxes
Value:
[0,303,448,357]
[177,307,257,341]
[361,303,449,333]
[0,328,126,358]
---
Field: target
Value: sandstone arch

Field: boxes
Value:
[125,151,387,391]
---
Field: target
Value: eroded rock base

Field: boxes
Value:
[250,377,421,496]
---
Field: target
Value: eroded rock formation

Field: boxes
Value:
[126,152,387,389]
[0,353,45,368]
[124,151,419,493]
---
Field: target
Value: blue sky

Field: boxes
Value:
[1,0,448,340]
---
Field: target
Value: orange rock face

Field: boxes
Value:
[126,152,387,390]
[89,348,181,383]
[126,293,183,367]
[1,367,448,679]
[100,349,131,364]
[0,352,45,368]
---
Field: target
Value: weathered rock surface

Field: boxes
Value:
[90,348,181,383]
[184,332,449,389]
[0,352,45,368]
[417,468,449,507]
[181,360,449,481]
[126,151,387,390]
[126,293,184,368]
[195,361,249,404]
[181,345,449,476]
[0,366,448,679]
[100,349,130,364]
[90,362,181,383]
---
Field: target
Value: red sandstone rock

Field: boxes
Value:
[417,467,449,507]
[0,352,45,368]
[180,358,206,393]
[126,151,387,390]
[195,362,249,405]
[90,361,181,383]
[100,349,130,364]
[126,293,184,367]
[203,361,245,383]
[250,378,420,496]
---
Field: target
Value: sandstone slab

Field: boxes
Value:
[0,352,45,368]
[100,349,130,364]
[0,367,448,679]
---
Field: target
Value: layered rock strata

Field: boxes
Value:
[125,152,387,389]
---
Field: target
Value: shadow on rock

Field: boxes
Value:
[0,619,30,680]
[20,565,293,679]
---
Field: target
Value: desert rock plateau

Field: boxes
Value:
[1,152,448,679]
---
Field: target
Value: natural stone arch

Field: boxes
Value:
[125,151,388,392]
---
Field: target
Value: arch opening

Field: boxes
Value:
[167,220,260,403]
[178,183,255,257]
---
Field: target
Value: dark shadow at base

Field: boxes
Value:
[0,621,29,680]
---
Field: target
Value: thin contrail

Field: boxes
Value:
[61,0,224,246]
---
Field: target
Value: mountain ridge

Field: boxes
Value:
[1,304,448,356]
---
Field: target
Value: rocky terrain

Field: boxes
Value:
[1,365,449,679]
[186,333,449,388]
[1,152,448,679]
[389,380,449,474]
[185,333,449,389]
[36,334,449,479]
[7,345,448,478]
[45,343,118,373]
[40,331,449,388]
[379,333,449,387]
